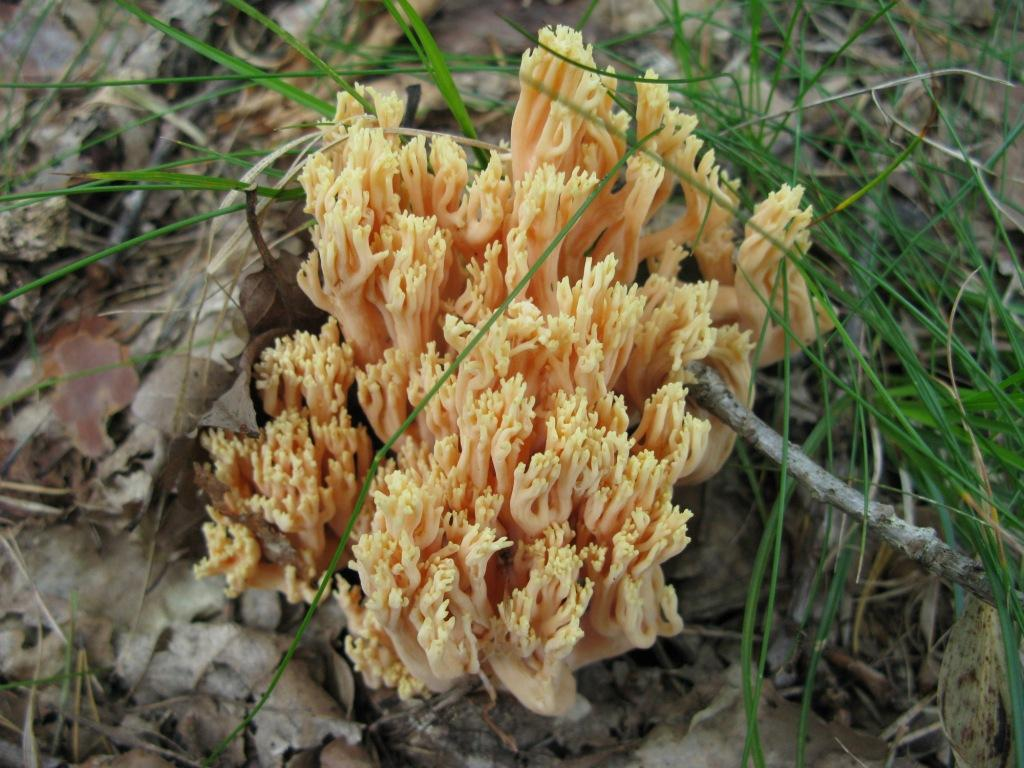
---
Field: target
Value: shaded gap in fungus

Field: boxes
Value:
[346,381,382,454]
[676,255,702,283]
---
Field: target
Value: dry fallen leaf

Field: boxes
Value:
[630,666,900,768]
[0,196,69,262]
[77,748,174,768]
[131,355,234,436]
[168,694,246,766]
[938,597,1014,768]
[0,523,224,645]
[42,317,139,458]
[86,422,167,523]
[197,327,288,436]
[327,647,357,719]
[252,657,363,766]
[122,621,360,766]
[239,588,283,631]
[239,249,324,336]
[319,738,375,768]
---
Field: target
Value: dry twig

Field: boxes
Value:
[686,363,1009,608]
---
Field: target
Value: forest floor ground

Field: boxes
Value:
[1,0,1021,766]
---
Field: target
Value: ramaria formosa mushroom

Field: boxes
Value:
[196,25,833,715]
[196,319,372,603]
[734,185,833,365]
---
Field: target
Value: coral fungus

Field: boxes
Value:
[197,26,831,715]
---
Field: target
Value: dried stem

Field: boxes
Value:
[686,362,1009,608]
[245,187,274,270]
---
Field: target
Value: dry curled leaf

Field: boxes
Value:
[197,328,289,436]
[327,648,357,719]
[938,597,1014,768]
[238,511,302,569]
[43,317,139,458]
[239,249,323,336]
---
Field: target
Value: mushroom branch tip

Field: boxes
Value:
[195,25,834,715]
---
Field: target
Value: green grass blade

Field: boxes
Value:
[796,545,853,767]
[381,0,487,166]
[88,170,301,198]
[220,0,371,112]
[0,203,245,306]
[12,83,249,189]
[113,0,332,117]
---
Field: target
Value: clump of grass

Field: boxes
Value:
[632,2,1021,764]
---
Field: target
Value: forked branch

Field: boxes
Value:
[687,362,1006,608]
